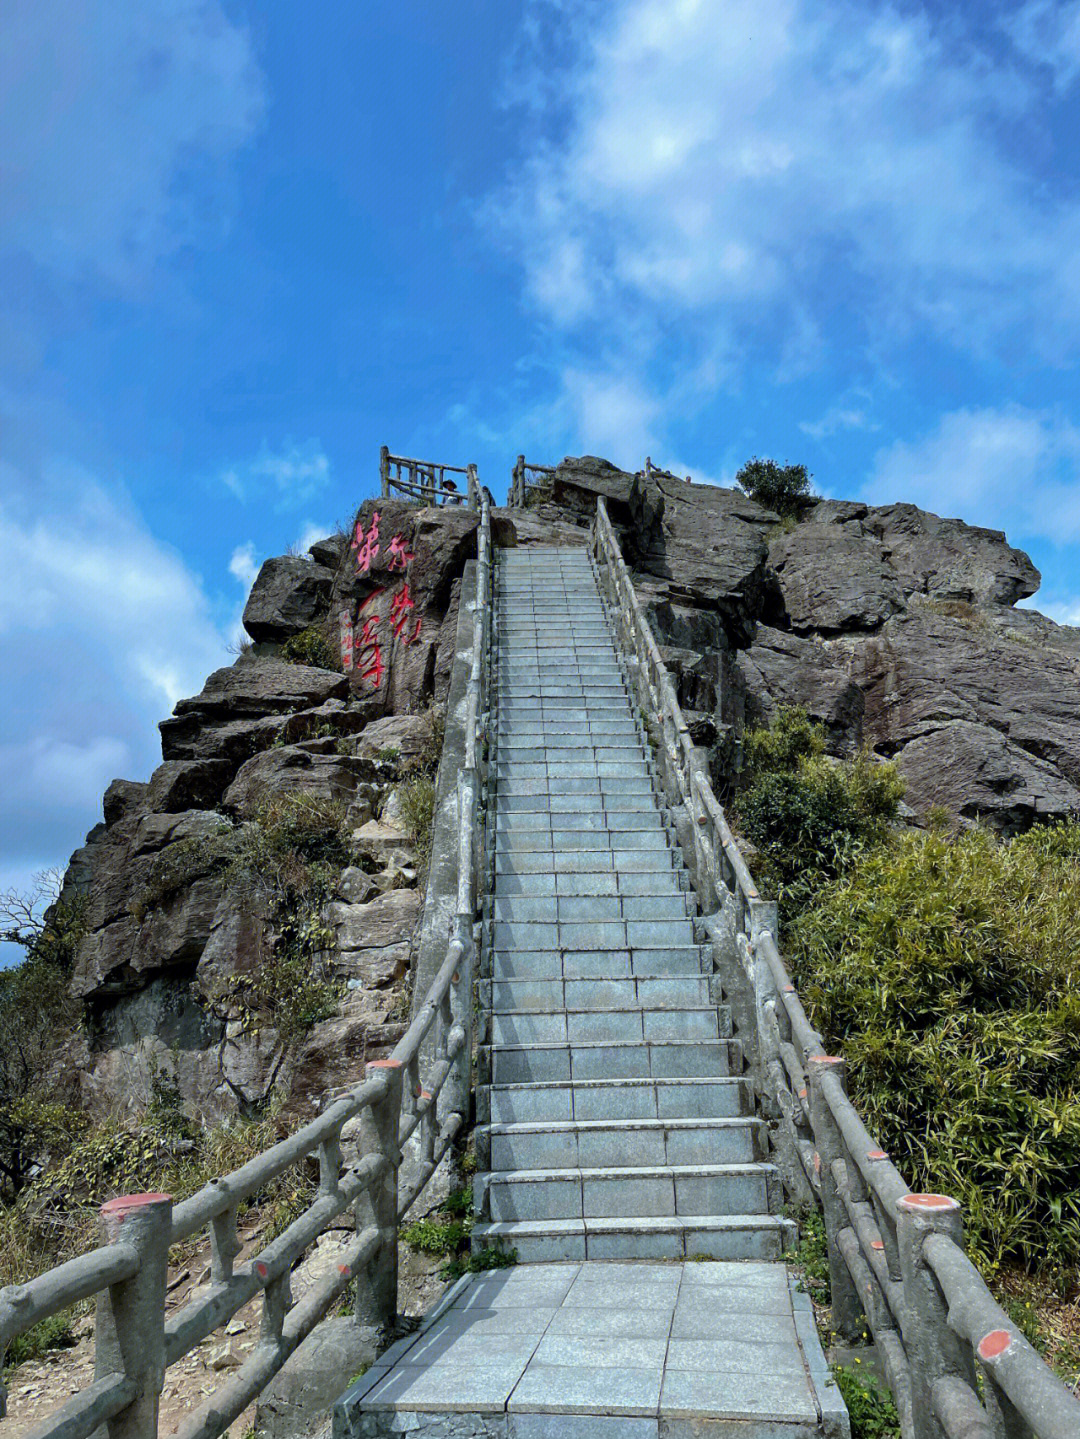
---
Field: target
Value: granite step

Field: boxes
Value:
[486,1076,751,1124]
[483,1161,778,1222]
[486,1038,742,1085]
[487,1117,764,1171]
[469,1214,793,1263]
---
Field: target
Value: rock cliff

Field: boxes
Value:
[58,499,484,1124]
[47,465,1080,1127]
[521,457,1080,831]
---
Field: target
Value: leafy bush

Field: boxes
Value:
[735,457,814,517]
[280,623,342,672]
[397,774,437,874]
[736,708,903,908]
[788,822,1080,1268]
[833,1367,901,1439]
[4,1311,78,1370]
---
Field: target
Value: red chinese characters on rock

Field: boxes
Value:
[350,527,423,691]
[339,610,355,672]
[352,512,381,575]
[387,534,414,572]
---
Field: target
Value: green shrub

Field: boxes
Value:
[280,624,342,672]
[735,457,814,517]
[833,1367,901,1439]
[397,774,436,873]
[736,709,903,908]
[4,1311,78,1370]
[788,823,1080,1269]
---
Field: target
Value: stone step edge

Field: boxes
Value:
[486,1117,763,1135]
[487,1076,749,1092]
[472,1214,794,1237]
[485,1161,779,1183]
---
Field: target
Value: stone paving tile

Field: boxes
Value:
[658,1368,817,1423]
[668,1304,799,1344]
[531,1335,670,1370]
[665,1338,808,1374]
[508,1363,664,1415]
[543,1303,676,1339]
[361,1362,532,1413]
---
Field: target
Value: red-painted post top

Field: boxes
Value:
[100,1192,172,1215]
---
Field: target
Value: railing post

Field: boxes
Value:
[806,1056,864,1343]
[467,463,479,510]
[896,1195,975,1439]
[354,1059,403,1340]
[95,1192,172,1439]
[380,445,390,498]
[447,914,475,1120]
[514,455,525,506]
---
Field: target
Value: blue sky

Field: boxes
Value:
[3,0,1080,953]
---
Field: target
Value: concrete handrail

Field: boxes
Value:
[380,445,480,509]
[0,495,494,1439]
[509,455,556,508]
[590,494,1080,1439]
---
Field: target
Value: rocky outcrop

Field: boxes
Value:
[242,556,337,642]
[498,457,1079,833]
[59,502,480,1125]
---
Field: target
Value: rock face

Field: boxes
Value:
[60,505,476,1124]
[499,457,1079,833]
[243,556,336,641]
[48,469,1080,1132]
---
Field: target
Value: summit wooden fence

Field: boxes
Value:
[380,447,480,508]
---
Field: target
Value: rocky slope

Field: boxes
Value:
[43,465,1080,1129]
[525,456,1080,831]
[55,499,485,1124]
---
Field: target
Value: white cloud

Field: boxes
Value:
[0,458,228,881]
[0,736,131,816]
[863,406,1080,542]
[296,521,332,556]
[1022,595,1080,626]
[0,0,265,287]
[492,0,1080,363]
[229,542,259,587]
[1004,1,1080,93]
[221,441,332,507]
[800,405,878,441]
[0,464,226,711]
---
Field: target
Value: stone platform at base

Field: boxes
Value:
[332,1261,848,1439]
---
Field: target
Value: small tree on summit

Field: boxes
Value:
[735,457,814,517]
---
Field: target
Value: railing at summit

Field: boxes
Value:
[380,445,481,509]
[0,495,494,1439]
[588,493,1080,1439]
[509,455,556,508]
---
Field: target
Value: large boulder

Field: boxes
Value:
[766,526,904,633]
[335,498,479,715]
[222,745,377,818]
[627,476,775,648]
[737,626,865,751]
[145,758,235,813]
[895,721,1080,832]
[159,663,349,761]
[242,556,336,642]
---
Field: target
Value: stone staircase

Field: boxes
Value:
[473,546,790,1262]
[334,545,844,1438]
